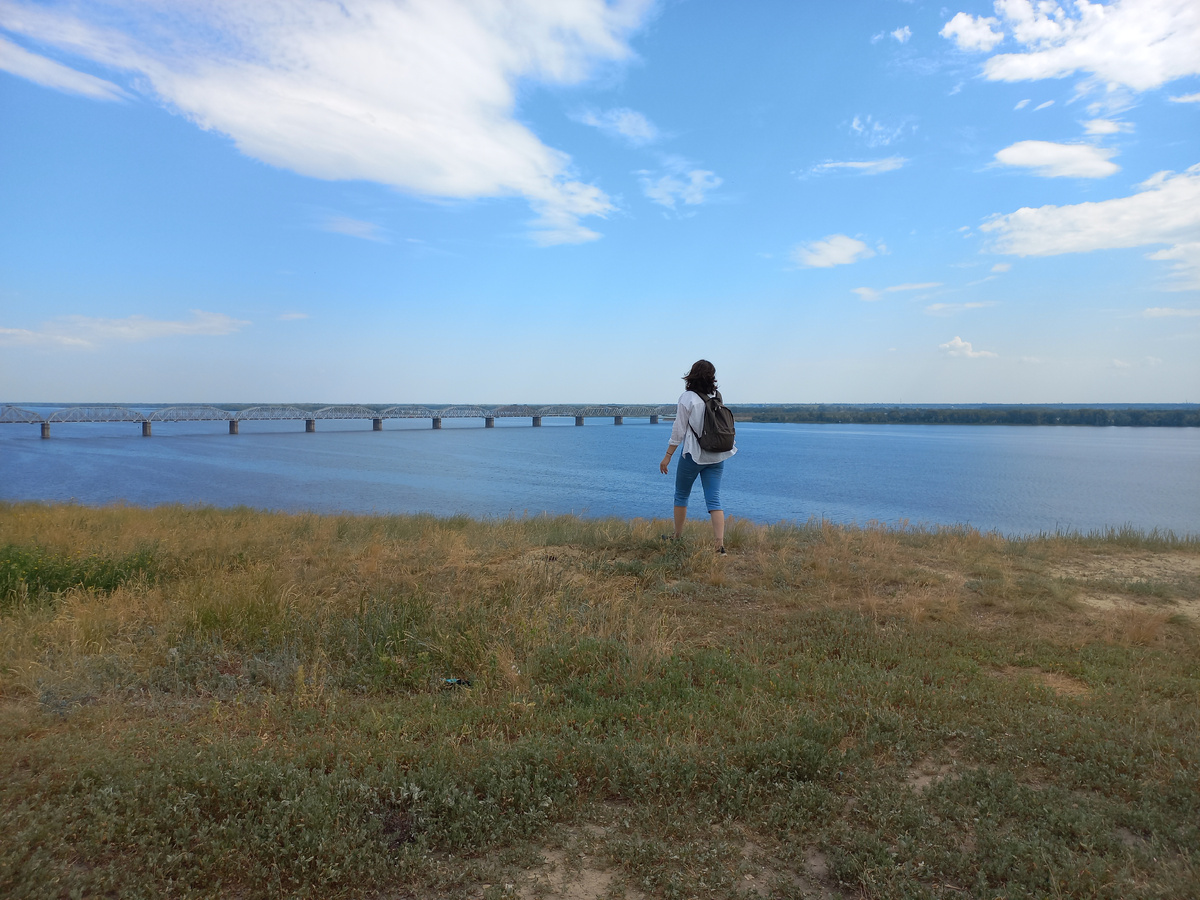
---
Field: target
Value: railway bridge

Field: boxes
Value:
[1,404,678,438]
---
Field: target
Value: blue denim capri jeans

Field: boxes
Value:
[674,453,724,512]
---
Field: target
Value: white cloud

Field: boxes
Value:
[1143,306,1200,317]
[794,235,876,268]
[926,301,996,315]
[892,26,913,43]
[0,327,90,348]
[809,157,907,176]
[940,335,998,357]
[853,281,944,301]
[1144,242,1200,289]
[941,12,1005,51]
[850,115,915,147]
[991,262,1012,272]
[981,164,1200,287]
[0,34,125,100]
[1110,358,1132,368]
[0,0,655,245]
[1171,92,1200,102]
[994,140,1119,177]
[1033,99,1054,110]
[941,0,1200,93]
[0,310,250,348]
[1083,118,1131,134]
[1014,98,1031,108]
[889,282,943,292]
[639,162,722,209]
[575,106,659,145]
[322,215,387,242]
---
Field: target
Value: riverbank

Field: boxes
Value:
[2,503,1197,899]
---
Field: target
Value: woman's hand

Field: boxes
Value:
[660,453,673,474]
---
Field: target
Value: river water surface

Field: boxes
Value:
[1,416,1197,536]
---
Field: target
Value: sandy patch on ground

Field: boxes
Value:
[513,828,843,899]
[1050,552,1200,621]
[517,846,634,900]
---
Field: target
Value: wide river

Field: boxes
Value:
[1,416,1197,537]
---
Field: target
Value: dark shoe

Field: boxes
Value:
[716,545,727,555]
[660,534,681,542]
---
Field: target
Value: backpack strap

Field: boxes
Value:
[686,389,720,444]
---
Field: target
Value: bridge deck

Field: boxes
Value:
[3,403,677,436]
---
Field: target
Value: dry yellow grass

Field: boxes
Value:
[2,502,1198,899]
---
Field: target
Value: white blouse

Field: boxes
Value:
[667,390,737,464]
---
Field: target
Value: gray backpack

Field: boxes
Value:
[688,390,736,452]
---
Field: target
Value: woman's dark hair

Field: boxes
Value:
[683,359,717,395]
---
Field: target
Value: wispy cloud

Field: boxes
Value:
[1014,98,1031,109]
[0,0,655,246]
[892,26,912,43]
[940,0,1200,93]
[794,235,876,268]
[1033,99,1054,110]
[991,262,1012,272]
[575,107,660,146]
[0,35,125,100]
[940,335,997,358]
[809,157,907,176]
[0,327,90,348]
[639,158,721,209]
[1143,306,1200,317]
[321,215,387,243]
[994,140,1119,178]
[0,310,250,349]
[852,281,943,301]
[1170,92,1200,103]
[849,114,916,148]
[925,301,997,315]
[1083,118,1132,135]
[982,165,1200,289]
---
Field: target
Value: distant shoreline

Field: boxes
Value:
[729,405,1200,427]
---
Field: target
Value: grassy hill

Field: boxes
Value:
[2,503,1197,899]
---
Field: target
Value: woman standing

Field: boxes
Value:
[659,359,737,552]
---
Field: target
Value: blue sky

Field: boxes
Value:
[1,0,1198,404]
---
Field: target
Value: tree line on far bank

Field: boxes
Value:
[728,406,1200,427]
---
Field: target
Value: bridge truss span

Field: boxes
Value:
[150,406,233,422]
[311,405,381,420]
[379,406,435,419]
[1,405,45,424]
[48,406,147,423]
[435,406,491,419]
[237,406,311,421]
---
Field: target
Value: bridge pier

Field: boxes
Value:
[229,420,239,435]
[141,421,151,437]
[532,416,541,427]
[575,416,585,426]
[432,417,442,429]
[650,415,659,425]
[41,423,50,439]
[485,417,495,428]
[372,418,383,431]
[613,416,623,426]
[305,419,315,433]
